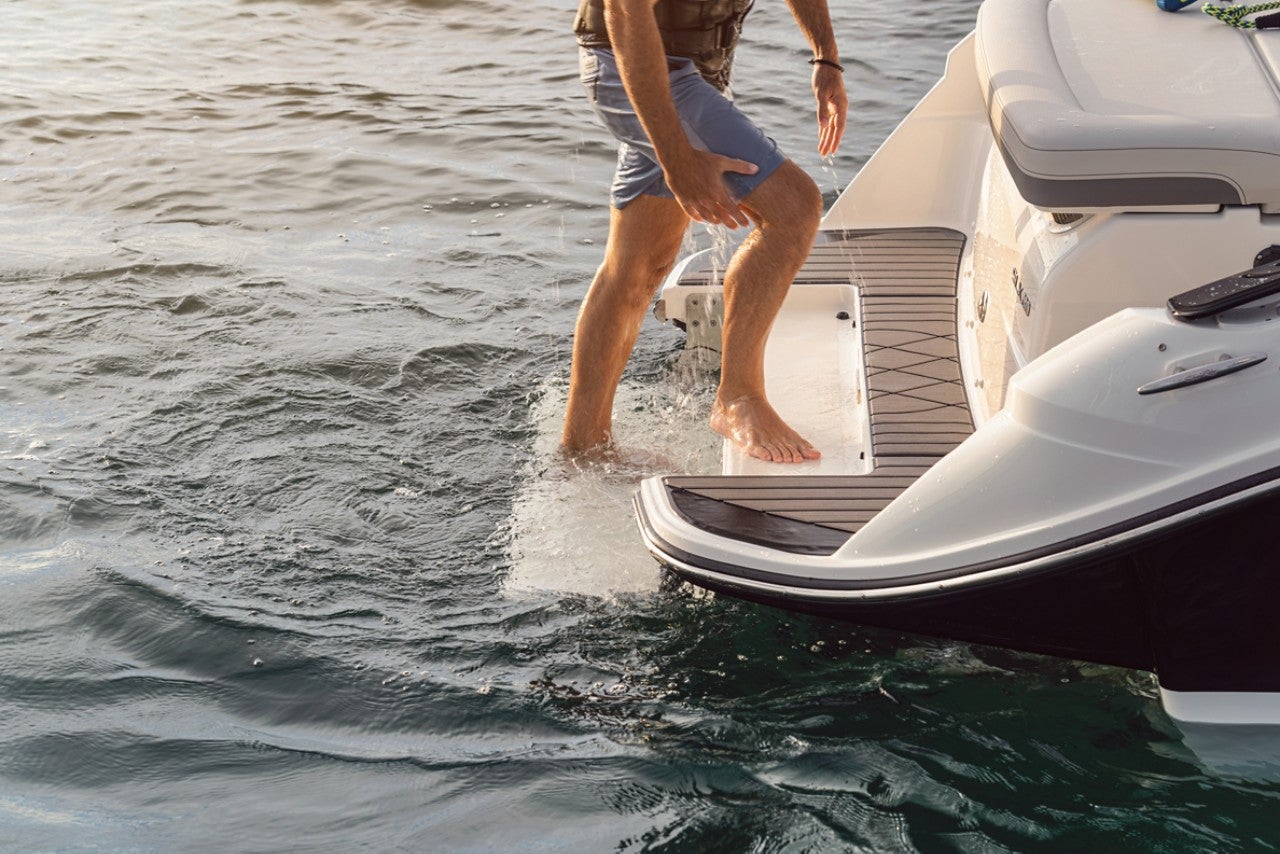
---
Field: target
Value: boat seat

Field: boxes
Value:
[975,0,1280,209]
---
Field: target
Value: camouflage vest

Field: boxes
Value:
[574,0,754,90]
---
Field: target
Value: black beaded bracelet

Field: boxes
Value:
[808,57,845,73]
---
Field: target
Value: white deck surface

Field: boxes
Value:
[723,284,871,476]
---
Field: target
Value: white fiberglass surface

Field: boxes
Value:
[1048,0,1276,119]
[837,306,1280,574]
[723,284,870,476]
[1162,689,1280,727]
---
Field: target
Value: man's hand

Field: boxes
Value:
[666,148,758,229]
[813,64,847,157]
[785,0,846,155]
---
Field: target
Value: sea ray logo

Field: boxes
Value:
[1012,267,1032,316]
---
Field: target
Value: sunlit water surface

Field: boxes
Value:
[2,0,1279,849]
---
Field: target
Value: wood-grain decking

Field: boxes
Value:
[664,228,971,552]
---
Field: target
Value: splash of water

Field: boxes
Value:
[503,377,720,598]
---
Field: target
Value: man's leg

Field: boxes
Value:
[710,159,824,464]
[562,194,691,454]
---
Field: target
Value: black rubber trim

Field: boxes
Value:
[668,488,848,556]
[638,465,1280,596]
[1168,259,1280,319]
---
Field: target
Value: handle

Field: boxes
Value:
[1137,353,1268,395]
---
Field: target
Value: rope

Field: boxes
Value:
[1202,1,1280,28]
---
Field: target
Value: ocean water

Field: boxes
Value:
[2,0,1278,849]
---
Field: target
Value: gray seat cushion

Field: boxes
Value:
[976,0,1280,208]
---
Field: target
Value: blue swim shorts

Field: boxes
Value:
[579,47,786,210]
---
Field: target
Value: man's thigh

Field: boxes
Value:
[583,48,787,208]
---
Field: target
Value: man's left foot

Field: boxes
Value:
[709,395,820,463]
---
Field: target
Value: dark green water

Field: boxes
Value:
[2,0,1278,849]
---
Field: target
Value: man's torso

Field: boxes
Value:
[573,0,754,90]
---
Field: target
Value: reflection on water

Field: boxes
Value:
[1178,724,1280,782]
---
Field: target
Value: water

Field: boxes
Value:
[2,0,1278,849]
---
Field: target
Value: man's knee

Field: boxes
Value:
[597,249,677,304]
[593,241,682,314]
[602,232,682,285]
[771,163,823,231]
[746,161,823,235]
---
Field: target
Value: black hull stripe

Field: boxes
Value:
[638,464,1280,595]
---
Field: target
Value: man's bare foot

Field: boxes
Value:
[709,395,820,463]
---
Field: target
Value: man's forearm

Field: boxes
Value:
[604,0,696,174]
[785,0,839,62]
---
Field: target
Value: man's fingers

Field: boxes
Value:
[671,151,756,228]
[714,157,755,226]
[816,96,848,157]
[717,155,759,177]
[719,197,751,229]
[819,113,843,157]
[693,200,749,229]
[705,206,749,229]
[683,187,750,228]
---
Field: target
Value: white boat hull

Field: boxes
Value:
[636,1,1280,740]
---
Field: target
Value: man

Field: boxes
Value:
[562,0,848,463]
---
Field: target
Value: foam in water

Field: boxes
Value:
[504,375,720,597]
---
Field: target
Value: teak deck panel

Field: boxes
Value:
[664,228,971,553]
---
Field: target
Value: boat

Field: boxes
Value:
[633,0,1280,739]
